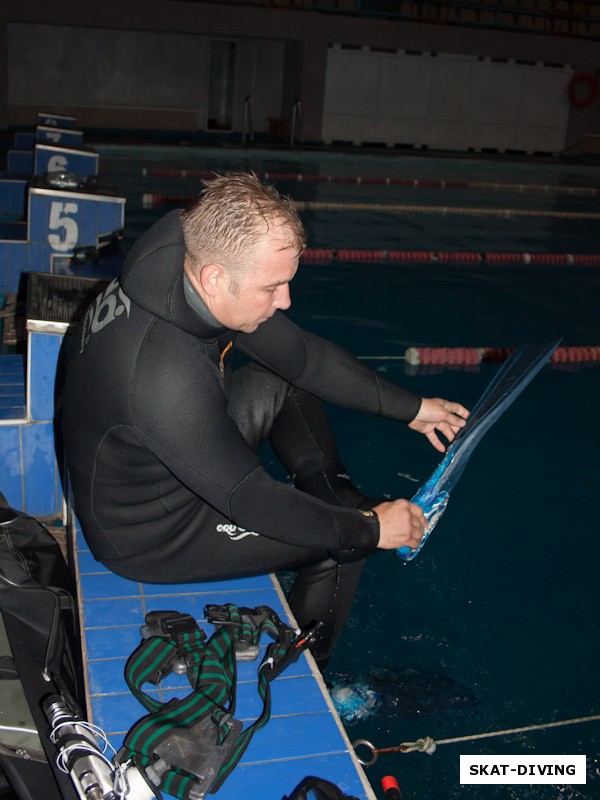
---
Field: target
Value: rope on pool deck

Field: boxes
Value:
[353,712,600,765]
[141,193,600,220]
[144,168,600,197]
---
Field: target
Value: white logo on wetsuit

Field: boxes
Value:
[80,278,131,352]
[216,523,259,541]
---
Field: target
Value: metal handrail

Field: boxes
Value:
[290,98,303,146]
[242,95,254,145]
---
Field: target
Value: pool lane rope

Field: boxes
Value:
[143,168,600,197]
[355,347,600,366]
[353,712,600,765]
[300,249,600,266]
[403,345,600,365]
[294,201,600,220]
[142,194,600,220]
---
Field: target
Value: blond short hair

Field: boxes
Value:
[180,172,306,280]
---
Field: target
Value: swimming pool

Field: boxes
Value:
[97,144,600,800]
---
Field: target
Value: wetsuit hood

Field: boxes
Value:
[120,209,228,339]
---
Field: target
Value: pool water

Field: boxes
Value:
[97,144,600,800]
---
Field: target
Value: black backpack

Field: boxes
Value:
[0,497,85,800]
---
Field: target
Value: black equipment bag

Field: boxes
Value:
[282,776,359,800]
[0,497,85,800]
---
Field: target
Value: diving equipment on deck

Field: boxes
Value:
[117,605,322,800]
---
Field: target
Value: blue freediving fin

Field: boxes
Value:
[397,338,561,561]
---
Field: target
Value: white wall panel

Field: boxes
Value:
[469,64,523,124]
[470,122,518,149]
[520,68,571,126]
[431,56,472,121]
[378,115,430,143]
[322,113,375,141]
[323,49,380,115]
[516,124,565,153]
[378,56,435,117]
[322,45,571,153]
[516,68,570,152]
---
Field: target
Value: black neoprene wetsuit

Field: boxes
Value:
[61,210,422,660]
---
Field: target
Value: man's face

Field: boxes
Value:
[213,228,299,333]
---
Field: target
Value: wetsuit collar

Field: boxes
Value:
[183,273,223,330]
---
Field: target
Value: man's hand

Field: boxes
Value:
[408,397,470,453]
[373,499,426,551]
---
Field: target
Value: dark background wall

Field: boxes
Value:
[1,0,599,152]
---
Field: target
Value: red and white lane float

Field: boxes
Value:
[404,345,600,366]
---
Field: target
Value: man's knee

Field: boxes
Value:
[228,363,291,448]
[295,556,339,582]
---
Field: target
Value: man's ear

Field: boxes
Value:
[198,263,223,297]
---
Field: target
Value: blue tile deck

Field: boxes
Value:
[74,529,376,800]
[0,354,26,421]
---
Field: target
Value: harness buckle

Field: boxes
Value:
[141,611,207,679]
[141,610,204,642]
[205,604,270,661]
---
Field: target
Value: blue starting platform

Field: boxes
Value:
[3,142,100,215]
[0,176,125,295]
[73,528,376,800]
[0,273,110,517]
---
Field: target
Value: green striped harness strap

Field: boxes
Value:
[117,604,321,800]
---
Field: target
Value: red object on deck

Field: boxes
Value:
[381,775,402,800]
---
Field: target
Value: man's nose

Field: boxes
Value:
[273,284,291,310]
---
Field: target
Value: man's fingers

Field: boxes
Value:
[445,401,470,420]
[410,504,426,542]
[427,430,446,453]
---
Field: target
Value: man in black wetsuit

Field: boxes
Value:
[61,173,468,667]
